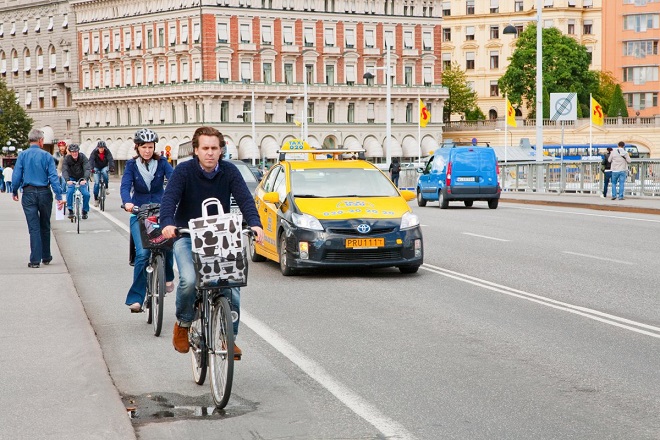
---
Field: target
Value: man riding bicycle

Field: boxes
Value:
[61,144,91,219]
[160,126,264,358]
[89,140,115,207]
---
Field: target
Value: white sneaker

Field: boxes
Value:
[599,194,605,198]
[94,199,99,207]
[105,188,111,194]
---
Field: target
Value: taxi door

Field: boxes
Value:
[255,165,283,260]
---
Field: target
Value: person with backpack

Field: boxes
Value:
[608,141,632,201]
[389,158,401,188]
[600,147,612,198]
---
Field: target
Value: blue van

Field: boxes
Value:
[416,146,500,209]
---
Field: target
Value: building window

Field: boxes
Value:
[515,1,524,12]
[147,30,153,49]
[442,53,451,70]
[583,20,593,35]
[625,92,658,110]
[424,66,433,86]
[623,66,659,84]
[423,32,432,50]
[325,64,334,85]
[466,52,475,70]
[490,0,499,13]
[384,30,394,49]
[242,100,252,123]
[345,28,355,48]
[365,65,375,85]
[158,28,165,47]
[490,51,499,69]
[327,102,334,123]
[193,23,201,43]
[406,103,413,123]
[490,25,499,39]
[261,25,272,44]
[283,26,294,45]
[263,62,272,84]
[348,102,355,122]
[443,28,451,42]
[220,101,228,122]
[544,0,553,8]
[51,89,58,107]
[324,28,335,47]
[466,0,475,15]
[625,40,659,58]
[38,90,44,108]
[307,102,314,124]
[490,81,499,96]
[306,64,314,85]
[240,24,250,43]
[217,23,228,43]
[583,0,593,7]
[284,63,293,84]
[465,26,475,41]
[367,102,375,123]
[404,31,413,49]
[442,1,451,16]
[241,62,251,84]
[568,20,575,34]
[405,66,413,86]
[365,29,375,48]
[304,27,314,47]
[624,14,660,32]
[218,61,229,83]
[346,64,355,85]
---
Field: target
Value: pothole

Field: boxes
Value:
[122,392,257,424]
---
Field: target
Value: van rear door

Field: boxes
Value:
[449,149,481,196]
[477,149,499,195]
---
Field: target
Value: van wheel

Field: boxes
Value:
[488,199,499,209]
[464,201,473,208]
[438,191,449,209]
[399,265,419,274]
[416,190,427,207]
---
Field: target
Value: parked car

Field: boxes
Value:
[250,140,424,275]
[416,145,501,209]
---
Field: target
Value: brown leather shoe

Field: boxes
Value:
[173,322,190,353]
[234,343,242,361]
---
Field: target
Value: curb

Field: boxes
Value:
[500,197,660,216]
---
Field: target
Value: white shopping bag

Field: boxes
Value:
[55,201,65,221]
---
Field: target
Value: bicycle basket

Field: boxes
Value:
[188,198,247,288]
[137,205,174,250]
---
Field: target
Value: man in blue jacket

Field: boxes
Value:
[161,126,264,358]
[11,128,66,267]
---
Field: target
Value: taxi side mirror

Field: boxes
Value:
[399,190,416,202]
[263,191,280,204]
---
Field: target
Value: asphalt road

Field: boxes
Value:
[52,192,660,440]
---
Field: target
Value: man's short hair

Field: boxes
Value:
[192,126,226,153]
[28,128,44,143]
[618,141,625,147]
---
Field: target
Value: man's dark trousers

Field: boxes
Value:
[21,187,53,264]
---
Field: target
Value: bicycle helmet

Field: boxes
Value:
[97,140,107,148]
[134,128,159,144]
[68,144,80,152]
[57,140,67,147]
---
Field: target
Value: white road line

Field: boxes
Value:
[421,263,660,339]
[91,206,130,233]
[241,312,417,440]
[462,232,510,242]
[509,205,660,223]
[562,251,634,265]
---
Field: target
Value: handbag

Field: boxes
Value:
[188,198,247,288]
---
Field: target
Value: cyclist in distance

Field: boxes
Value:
[52,140,68,191]
[160,126,264,358]
[89,140,116,207]
[120,128,175,313]
[61,144,91,219]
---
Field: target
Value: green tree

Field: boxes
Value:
[441,61,478,122]
[499,24,598,119]
[594,71,618,115]
[0,79,32,149]
[607,84,629,118]
[465,106,485,121]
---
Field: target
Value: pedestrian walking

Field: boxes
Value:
[608,141,631,201]
[11,128,66,268]
[601,147,612,198]
[389,158,401,188]
[4,165,13,193]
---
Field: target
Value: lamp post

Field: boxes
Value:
[503,0,543,192]
[237,90,258,167]
[363,45,392,167]
[286,69,309,141]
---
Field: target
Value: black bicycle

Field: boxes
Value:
[177,226,252,408]
[123,203,173,336]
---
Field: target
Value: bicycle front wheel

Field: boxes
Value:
[99,184,106,211]
[209,295,234,408]
[151,253,165,336]
[75,198,81,234]
[190,305,207,385]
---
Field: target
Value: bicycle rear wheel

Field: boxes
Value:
[151,253,165,336]
[209,295,234,408]
[99,184,106,211]
[190,304,207,385]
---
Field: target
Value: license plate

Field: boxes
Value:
[456,177,476,182]
[345,238,385,248]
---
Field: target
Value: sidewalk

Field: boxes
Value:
[0,194,135,439]
[500,190,660,216]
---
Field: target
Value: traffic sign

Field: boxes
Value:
[550,93,577,122]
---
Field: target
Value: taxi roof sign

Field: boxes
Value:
[278,139,366,161]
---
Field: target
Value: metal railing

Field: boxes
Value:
[397,159,660,197]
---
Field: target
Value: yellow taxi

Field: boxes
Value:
[249,139,423,275]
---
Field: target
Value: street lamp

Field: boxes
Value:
[503,0,544,192]
[2,140,16,156]
[286,68,309,141]
[236,90,258,167]
[363,45,393,167]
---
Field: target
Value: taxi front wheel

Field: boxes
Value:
[399,265,420,274]
[279,235,296,276]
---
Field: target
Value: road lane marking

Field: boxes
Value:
[509,205,660,223]
[421,263,660,339]
[241,311,417,440]
[462,232,510,242]
[562,251,634,265]
[91,207,130,233]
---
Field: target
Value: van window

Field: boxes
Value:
[432,154,445,172]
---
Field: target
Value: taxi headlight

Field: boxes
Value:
[291,212,324,231]
[400,211,420,230]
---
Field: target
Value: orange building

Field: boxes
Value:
[602,2,660,117]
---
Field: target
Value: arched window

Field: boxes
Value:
[36,46,43,71]
[489,109,498,120]
[23,48,31,72]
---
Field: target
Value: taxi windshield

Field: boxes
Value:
[291,168,399,198]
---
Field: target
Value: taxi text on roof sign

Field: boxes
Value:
[278,138,366,162]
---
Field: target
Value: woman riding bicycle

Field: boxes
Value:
[89,140,115,207]
[120,128,175,313]
[160,126,264,358]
